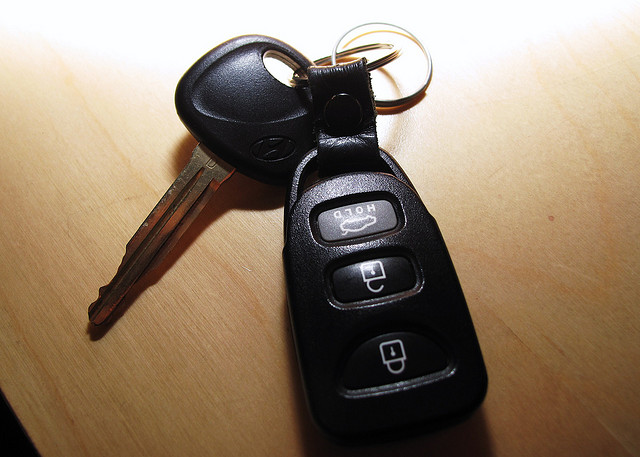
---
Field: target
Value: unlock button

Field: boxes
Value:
[342,332,449,390]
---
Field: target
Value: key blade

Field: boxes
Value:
[88,144,234,325]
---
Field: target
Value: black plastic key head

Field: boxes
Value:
[175,35,314,184]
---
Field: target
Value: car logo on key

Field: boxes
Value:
[339,215,377,235]
[250,136,296,161]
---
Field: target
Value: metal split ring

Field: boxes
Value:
[293,23,432,110]
[331,23,433,109]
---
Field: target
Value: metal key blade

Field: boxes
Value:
[88,144,234,325]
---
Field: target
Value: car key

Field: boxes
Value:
[282,60,487,442]
[88,35,314,325]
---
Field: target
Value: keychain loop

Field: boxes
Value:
[331,23,433,109]
[315,43,401,72]
[292,43,401,86]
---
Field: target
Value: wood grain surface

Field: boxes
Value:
[1,1,639,456]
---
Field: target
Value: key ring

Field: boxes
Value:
[331,23,433,109]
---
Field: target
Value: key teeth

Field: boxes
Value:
[88,246,141,326]
[88,284,118,325]
[86,144,234,327]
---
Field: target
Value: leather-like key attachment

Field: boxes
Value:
[307,59,385,177]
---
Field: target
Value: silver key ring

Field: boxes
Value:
[331,23,433,109]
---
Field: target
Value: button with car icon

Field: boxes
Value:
[316,199,398,242]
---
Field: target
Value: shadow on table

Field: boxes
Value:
[1,391,40,457]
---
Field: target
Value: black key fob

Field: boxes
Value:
[283,147,488,443]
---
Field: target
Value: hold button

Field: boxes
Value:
[342,332,449,390]
[316,199,398,242]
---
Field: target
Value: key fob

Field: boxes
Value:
[283,148,488,442]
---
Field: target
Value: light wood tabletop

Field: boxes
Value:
[1,1,639,456]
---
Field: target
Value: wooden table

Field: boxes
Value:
[1,1,639,456]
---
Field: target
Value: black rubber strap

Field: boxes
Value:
[307,59,384,177]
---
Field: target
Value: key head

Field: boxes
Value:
[175,35,314,184]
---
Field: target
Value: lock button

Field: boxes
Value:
[332,256,415,303]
